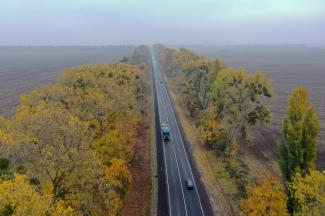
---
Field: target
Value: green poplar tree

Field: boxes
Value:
[279,87,320,182]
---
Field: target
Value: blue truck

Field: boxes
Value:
[161,123,170,140]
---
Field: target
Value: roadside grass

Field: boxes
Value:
[240,147,280,181]
[165,75,237,215]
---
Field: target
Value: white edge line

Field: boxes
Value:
[151,52,172,216]
[160,62,205,215]
[165,96,189,216]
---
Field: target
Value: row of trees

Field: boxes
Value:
[0,61,147,215]
[155,46,273,164]
[154,46,324,216]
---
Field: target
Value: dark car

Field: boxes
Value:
[186,179,194,189]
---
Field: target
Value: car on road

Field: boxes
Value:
[186,179,194,189]
[161,123,170,140]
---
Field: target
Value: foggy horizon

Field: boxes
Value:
[1,1,325,215]
[1,0,325,46]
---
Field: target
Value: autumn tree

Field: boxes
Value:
[94,129,134,166]
[279,87,320,182]
[0,174,74,216]
[155,47,200,76]
[106,158,132,195]
[181,59,223,117]
[128,45,150,65]
[288,170,325,216]
[0,61,147,215]
[1,103,113,213]
[155,46,224,117]
[102,158,132,216]
[209,69,273,149]
[156,47,273,157]
[240,174,289,216]
[198,106,221,148]
[0,158,9,177]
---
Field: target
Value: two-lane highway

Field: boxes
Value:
[151,48,205,216]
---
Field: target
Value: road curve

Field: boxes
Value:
[151,48,205,216]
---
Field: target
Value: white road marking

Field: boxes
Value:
[153,49,203,216]
[170,132,189,216]
[165,114,173,142]
[161,65,205,216]
[165,107,189,216]
[151,53,172,216]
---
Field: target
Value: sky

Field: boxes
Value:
[0,0,325,45]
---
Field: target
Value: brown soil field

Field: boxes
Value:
[0,46,135,118]
[181,45,325,170]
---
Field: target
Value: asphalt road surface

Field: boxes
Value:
[151,48,205,216]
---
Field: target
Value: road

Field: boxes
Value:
[151,48,205,216]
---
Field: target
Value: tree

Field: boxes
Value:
[1,102,112,215]
[181,59,220,116]
[210,69,273,148]
[155,47,200,76]
[240,174,289,216]
[129,45,150,65]
[155,46,224,117]
[104,158,132,215]
[156,47,273,156]
[198,105,228,151]
[279,87,320,182]
[0,157,9,176]
[94,129,133,166]
[106,158,132,195]
[199,106,220,148]
[20,63,144,137]
[6,103,95,202]
[0,60,147,215]
[0,174,73,216]
[288,170,325,216]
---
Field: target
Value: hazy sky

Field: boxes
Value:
[1,0,324,45]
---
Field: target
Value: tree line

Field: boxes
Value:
[154,45,324,216]
[0,54,148,215]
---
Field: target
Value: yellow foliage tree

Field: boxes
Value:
[103,158,132,215]
[106,158,132,195]
[240,174,289,216]
[0,60,147,215]
[211,69,273,147]
[95,129,133,166]
[0,174,73,216]
[199,106,222,148]
[288,170,325,216]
